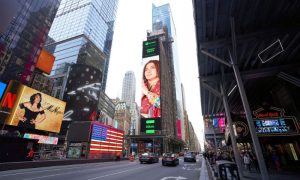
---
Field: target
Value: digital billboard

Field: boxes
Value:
[204,114,225,132]
[63,64,102,122]
[176,119,182,139]
[23,133,58,145]
[142,39,159,58]
[89,122,124,159]
[140,118,161,134]
[0,81,7,101]
[0,80,66,133]
[141,55,161,118]
[253,106,299,136]
[35,48,55,75]
[254,118,298,135]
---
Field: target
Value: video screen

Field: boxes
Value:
[1,81,66,133]
[140,55,161,119]
[261,120,279,127]
[0,82,7,101]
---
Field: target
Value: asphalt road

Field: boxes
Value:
[0,157,202,180]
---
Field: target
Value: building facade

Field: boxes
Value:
[121,71,136,106]
[0,0,61,84]
[46,0,118,93]
[152,4,185,142]
[121,71,140,135]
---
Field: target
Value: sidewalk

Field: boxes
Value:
[201,158,300,180]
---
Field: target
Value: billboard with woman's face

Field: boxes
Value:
[0,80,66,133]
[141,55,161,119]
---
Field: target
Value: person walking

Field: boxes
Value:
[243,153,251,172]
[26,148,34,161]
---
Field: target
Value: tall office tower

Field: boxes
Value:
[0,0,61,84]
[45,0,118,125]
[46,0,119,100]
[121,71,139,135]
[121,71,136,105]
[152,4,185,142]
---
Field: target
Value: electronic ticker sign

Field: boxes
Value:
[142,39,159,58]
[141,118,161,134]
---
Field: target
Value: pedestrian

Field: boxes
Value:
[271,151,281,172]
[243,153,251,172]
[252,156,260,172]
[26,148,34,161]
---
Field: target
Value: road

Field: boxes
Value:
[0,157,202,180]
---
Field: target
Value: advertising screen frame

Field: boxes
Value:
[0,80,66,133]
[140,118,162,134]
[0,81,7,101]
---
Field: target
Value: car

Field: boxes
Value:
[162,152,179,166]
[184,152,196,162]
[139,152,159,164]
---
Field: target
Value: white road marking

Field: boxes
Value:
[0,161,125,177]
[161,176,187,180]
[22,166,146,180]
[87,166,146,180]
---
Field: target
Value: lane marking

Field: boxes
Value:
[87,166,147,180]
[22,165,145,180]
[0,161,131,177]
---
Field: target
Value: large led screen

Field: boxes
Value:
[0,80,66,133]
[0,81,7,101]
[140,55,161,118]
[63,64,102,122]
[35,48,55,75]
[140,118,161,134]
[89,122,124,159]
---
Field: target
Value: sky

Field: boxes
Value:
[105,0,204,146]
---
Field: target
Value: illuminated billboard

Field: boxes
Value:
[0,82,7,101]
[35,48,55,74]
[176,119,182,139]
[0,80,66,133]
[253,106,299,136]
[140,118,161,134]
[204,114,225,132]
[63,64,102,122]
[89,122,124,159]
[142,39,160,58]
[141,55,161,118]
[23,133,58,144]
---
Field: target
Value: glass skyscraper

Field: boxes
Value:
[152,4,185,141]
[0,0,61,84]
[47,0,118,94]
[45,0,118,124]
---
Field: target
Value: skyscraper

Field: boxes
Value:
[46,0,118,97]
[45,0,118,123]
[121,71,136,105]
[0,0,61,84]
[152,4,185,142]
[121,71,139,135]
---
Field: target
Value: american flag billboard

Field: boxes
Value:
[89,122,124,158]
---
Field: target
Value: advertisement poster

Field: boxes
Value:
[141,55,161,118]
[1,81,66,133]
[63,64,101,122]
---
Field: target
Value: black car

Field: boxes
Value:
[184,152,196,162]
[162,153,179,166]
[139,153,159,164]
